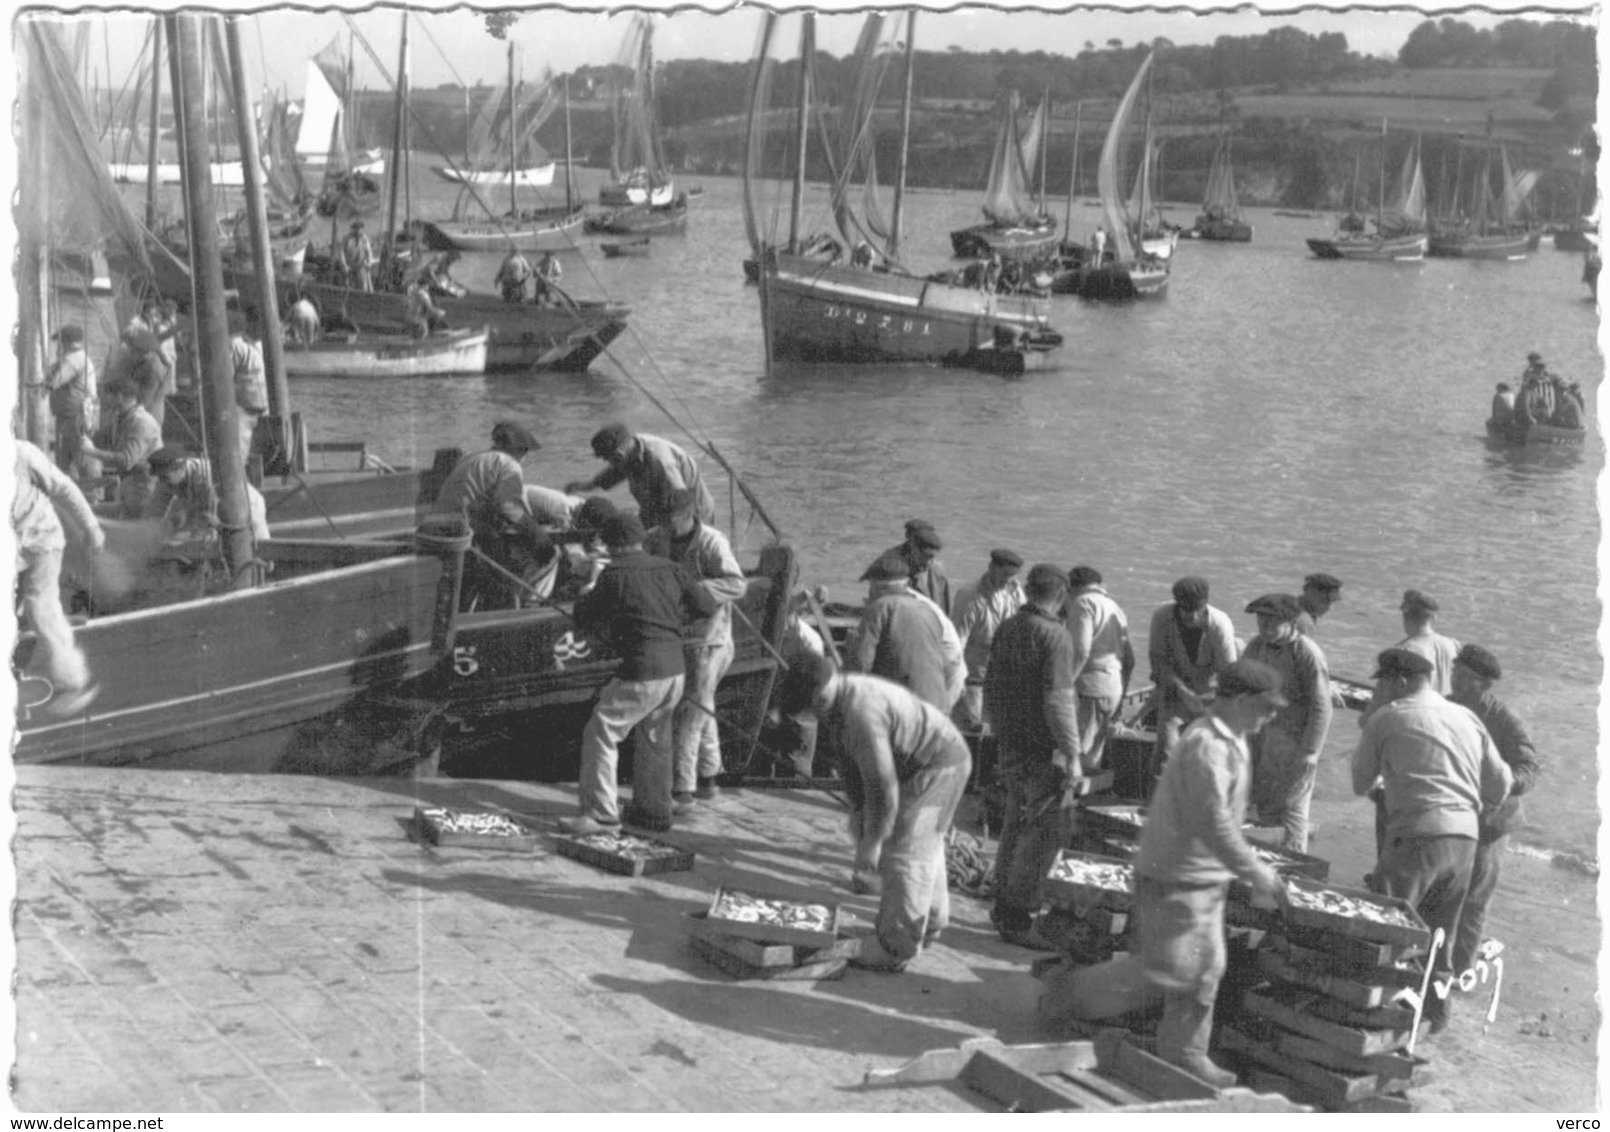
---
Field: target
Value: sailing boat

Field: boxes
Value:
[294,38,384,176]
[1188,129,1253,241]
[949,90,1057,261]
[418,47,585,253]
[745,12,1061,374]
[1307,125,1427,261]
[1430,143,1529,261]
[429,42,555,189]
[1130,113,1179,260]
[590,14,688,235]
[1076,49,1170,300]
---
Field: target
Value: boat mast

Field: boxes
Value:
[787,14,813,253]
[145,17,164,228]
[888,12,915,260]
[1037,88,1048,216]
[563,74,574,212]
[1377,118,1387,232]
[225,15,288,431]
[1064,101,1080,237]
[384,10,409,256]
[507,39,518,217]
[173,13,255,584]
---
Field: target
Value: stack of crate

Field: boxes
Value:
[1040,848,1137,966]
[1218,878,1432,1113]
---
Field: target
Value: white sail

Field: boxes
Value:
[295,56,341,162]
[1098,50,1154,263]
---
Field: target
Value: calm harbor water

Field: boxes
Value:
[184,166,1604,860]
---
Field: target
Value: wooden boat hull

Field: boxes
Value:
[417,209,586,253]
[1428,231,1529,260]
[949,222,1059,261]
[601,238,652,258]
[586,199,689,236]
[230,270,629,372]
[761,254,1058,369]
[430,164,556,188]
[1140,229,1180,260]
[1485,418,1587,446]
[1550,227,1595,253]
[283,328,490,378]
[14,536,466,773]
[1077,260,1170,300]
[1187,216,1253,242]
[1306,233,1427,261]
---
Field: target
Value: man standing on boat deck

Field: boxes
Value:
[1065,565,1135,776]
[13,438,106,719]
[495,249,533,304]
[565,423,717,532]
[142,445,218,540]
[1397,589,1460,696]
[227,311,269,460]
[950,548,1026,733]
[80,378,161,515]
[984,563,1083,948]
[848,555,964,718]
[1241,593,1332,853]
[1133,659,1290,1086]
[431,421,552,609]
[1295,573,1343,637]
[865,519,953,614]
[1352,647,1512,1033]
[405,280,448,340]
[1516,353,1556,424]
[777,653,972,971]
[1490,383,1516,425]
[533,252,563,306]
[645,487,748,813]
[1446,644,1541,979]
[565,512,717,835]
[287,295,322,346]
[342,221,375,291]
[1147,576,1239,782]
[47,326,99,483]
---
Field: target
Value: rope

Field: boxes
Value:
[946,827,996,897]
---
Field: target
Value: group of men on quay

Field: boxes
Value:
[16,365,1544,1085]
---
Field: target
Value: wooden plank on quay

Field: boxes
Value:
[1274,1031,1420,1081]
[1094,1029,1219,1102]
[961,1049,1094,1111]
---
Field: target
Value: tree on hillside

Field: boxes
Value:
[484,12,520,40]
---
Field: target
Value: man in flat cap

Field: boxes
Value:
[865,520,953,614]
[567,512,718,834]
[81,378,161,516]
[342,220,375,291]
[432,421,552,609]
[1147,576,1240,783]
[1242,593,1333,853]
[1397,589,1461,696]
[46,326,99,482]
[565,423,716,533]
[1352,646,1513,1033]
[984,563,1082,947]
[848,554,963,717]
[950,548,1026,733]
[1134,659,1290,1086]
[142,445,218,540]
[1295,573,1343,637]
[1066,566,1134,778]
[1446,644,1542,979]
[776,653,971,971]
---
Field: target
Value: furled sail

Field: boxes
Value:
[980,90,1039,227]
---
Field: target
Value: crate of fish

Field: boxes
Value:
[1044,850,1134,913]
[1077,801,1149,845]
[1277,879,1429,949]
[413,806,539,849]
[703,886,841,948]
[1251,843,1331,882]
[555,829,695,877]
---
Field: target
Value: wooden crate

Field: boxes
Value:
[1078,802,1148,844]
[688,932,850,981]
[1280,879,1429,949]
[1242,987,1412,1056]
[554,831,695,877]
[412,806,539,850]
[1270,933,1426,984]
[1282,925,1421,971]
[703,885,840,948]
[1255,950,1416,1012]
[1273,1031,1421,1081]
[1219,1026,1406,1109]
[688,913,863,967]
[1044,850,1134,912]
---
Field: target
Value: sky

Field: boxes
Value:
[18,2,1600,97]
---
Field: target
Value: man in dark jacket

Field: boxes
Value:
[1447,644,1542,977]
[982,563,1082,946]
[562,513,717,834]
[864,519,952,613]
[846,554,961,713]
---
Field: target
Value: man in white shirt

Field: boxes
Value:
[1065,565,1134,774]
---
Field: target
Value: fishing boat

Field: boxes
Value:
[597,15,678,210]
[1131,127,1180,261]
[282,327,490,378]
[949,90,1058,261]
[745,13,1061,375]
[1075,49,1171,301]
[1485,417,1587,446]
[295,40,384,176]
[600,237,652,258]
[1428,142,1528,260]
[586,195,689,236]
[419,44,587,254]
[1307,126,1427,262]
[1188,129,1253,241]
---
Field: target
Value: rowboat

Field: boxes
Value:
[1485,418,1587,446]
[586,196,689,236]
[601,237,652,258]
[282,327,490,378]
[430,163,556,189]
[415,207,587,253]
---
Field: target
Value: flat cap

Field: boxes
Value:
[1172,576,1210,610]
[1245,593,1300,620]
[1374,647,1434,679]
[863,554,911,583]
[572,496,618,534]
[1024,562,1069,596]
[776,652,836,715]
[1400,589,1439,614]
[1455,644,1502,681]
[147,445,187,472]
[491,420,539,453]
[904,520,942,551]
[591,423,634,459]
[989,548,1024,571]
[1068,565,1103,588]
[1217,659,1289,706]
[601,512,646,549]
[1527,351,1544,364]
[1303,573,1343,595]
[54,325,84,344]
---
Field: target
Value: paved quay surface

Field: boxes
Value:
[11,766,1050,1113]
[10,763,1598,1113]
